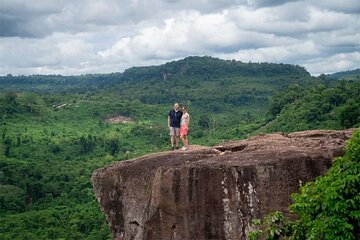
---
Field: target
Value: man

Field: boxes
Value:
[168,102,182,150]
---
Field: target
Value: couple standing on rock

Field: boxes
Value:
[168,103,190,151]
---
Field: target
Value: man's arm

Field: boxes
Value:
[168,115,171,128]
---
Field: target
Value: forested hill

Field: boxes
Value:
[0,73,123,93]
[122,56,310,81]
[325,68,360,80]
[0,56,310,92]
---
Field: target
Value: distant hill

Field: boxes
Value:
[325,69,359,80]
[122,56,310,81]
[0,73,123,93]
[0,56,310,92]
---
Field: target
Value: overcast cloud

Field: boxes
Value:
[0,0,359,76]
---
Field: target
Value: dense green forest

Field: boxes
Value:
[0,57,359,239]
[262,79,360,132]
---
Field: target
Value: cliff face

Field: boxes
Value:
[92,130,352,240]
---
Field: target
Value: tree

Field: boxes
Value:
[4,92,18,114]
[340,101,360,128]
[0,185,25,213]
[79,135,94,154]
[268,84,303,117]
[3,138,12,157]
[23,93,39,113]
[107,137,120,156]
[198,116,210,129]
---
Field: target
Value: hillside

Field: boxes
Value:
[113,57,311,107]
[0,56,310,92]
[261,76,360,132]
[0,57,316,142]
[0,57,359,239]
[122,56,310,80]
[0,73,123,93]
[325,68,360,80]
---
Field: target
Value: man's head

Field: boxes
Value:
[174,103,179,110]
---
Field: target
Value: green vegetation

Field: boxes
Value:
[249,130,360,240]
[0,73,122,93]
[262,80,360,132]
[0,93,170,239]
[0,57,359,239]
[325,69,360,81]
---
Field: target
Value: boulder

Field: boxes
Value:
[92,130,353,240]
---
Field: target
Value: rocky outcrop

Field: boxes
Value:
[92,130,353,240]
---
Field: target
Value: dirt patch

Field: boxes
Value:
[105,116,133,124]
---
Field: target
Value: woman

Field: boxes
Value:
[180,105,190,150]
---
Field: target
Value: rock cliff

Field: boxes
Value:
[92,130,353,240]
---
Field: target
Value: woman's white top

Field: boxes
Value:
[181,112,189,126]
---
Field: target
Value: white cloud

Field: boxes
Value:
[0,0,359,76]
[228,4,358,36]
[303,52,360,76]
[216,40,320,63]
[0,33,99,75]
[310,0,360,14]
[98,9,297,63]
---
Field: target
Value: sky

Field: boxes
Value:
[0,0,359,76]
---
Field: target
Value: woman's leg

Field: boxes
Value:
[181,134,186,147]
[184,135,188,147]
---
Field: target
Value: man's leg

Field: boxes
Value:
[170,127,175,149]
[175,128,180,148]
[175,135,179,148]
[171,135,175,147]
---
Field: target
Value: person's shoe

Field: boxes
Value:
[182,146,188,151]
[175,146,179,150]
[171,146,175,151]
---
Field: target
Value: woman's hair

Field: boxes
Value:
[182,105,187,110]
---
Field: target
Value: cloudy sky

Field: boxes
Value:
[0,0,359,76]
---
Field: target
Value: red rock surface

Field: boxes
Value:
[92,130,353,240]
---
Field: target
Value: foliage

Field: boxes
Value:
[122,56,310,81]
[340,100,360,128]
[268,84,304,116]
[0,57,358,238]
[0,93,166,239]
[325,69,360,80]
[0,73,122,93]
[0,201,111,240]
[263,79,360,132]
[248,212,295,240]
[249,130,360,240]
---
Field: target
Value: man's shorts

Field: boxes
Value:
[180,125,188,136]
[170,127,180,136]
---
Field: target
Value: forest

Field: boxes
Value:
[0,57,359,239]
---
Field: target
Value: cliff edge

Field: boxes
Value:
[92,130,353,240]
